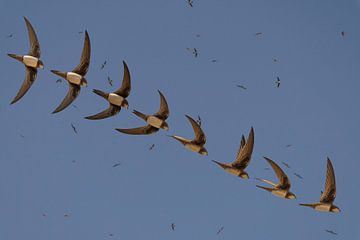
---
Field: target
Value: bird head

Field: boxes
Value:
[199,148,208,156]
[81,78,88,87]
[121,99,129,109]
[286,192,296,200]
[37,59,44,69]
[161,122,169,131]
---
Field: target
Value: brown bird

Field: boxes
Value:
[170,115,208,155]
[212,127,254,179]
[51,31,91,114]
[8,17,44,104]
[300,158,340,212]
[256,157,296,199]
[85,61,130,120]
[116,90,169,135]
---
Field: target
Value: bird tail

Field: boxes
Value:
[92,89,108,99]
[256,185,274,193]
[8,53,23,62]
[133,110,147,121]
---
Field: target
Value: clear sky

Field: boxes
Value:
[0,0,359,239]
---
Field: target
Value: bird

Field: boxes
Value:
[196,115,201,126]
[273,58,278,62]
[341,31,345,37]
[107,76,113,86]
[85,61,131,120]
[112,163,121,168]
[256,157,296,199]
[8,17,44,104]
[212,127,254,179]
[254,32,263,37]
[216,226,224,235]
[193,48,198,57]
[275,77,281,88]
[56,78,62,83]
[236,84,247,90]
[299,158,340,212]
[325,229,338,235]
[171,223,176,231]
[294,172,303,179]
[149,144,155,151]
[6,34,14,38]
[187,0,194,7]
[211,59,218,63]
[100,60,107,70]
[281,161,291,169]
[51,30,91,114]
[71,104,78,109]
[170,115,208,155]
[71,124,78,134]
[285,144,292,148]
[116,90,169,135]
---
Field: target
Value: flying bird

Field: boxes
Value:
[273,58,278,62]
[6,34,14,38]
[281,161,291,169]
[211,59,218,63]
[196,115,201,126]
[171,223,176,231]
[149,144,155,151]
[8,17,44,104]
[112,163,121,168]
[116,90,169,135]
[170,115,208,155]
[236,84,247,90]
[71,124,78,134]
[285,144,292,148]
[100,60,107,70]
[51,30,91,114]
[216,226,224,235]
[256,157,296,199]
[85,61,131,120]
[341,31,345,37]
[325,229,338,235]
[212,128,254,179]
[275,77,281,88]
[107,76,113,86]
[300,158,340,212]
[56,78,62,83]
[187,0,194,7]
[254,32,263,37]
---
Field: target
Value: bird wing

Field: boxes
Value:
[320,158,336,203]
[72,31,91,76]
[186,115,206,145]
[154,90,169,119]
[264,157,290,188]
[116,125,158,135]
[52,83,80,113]
[10,67,37,104]
[114,61,131,97]
[24,17,40,58]
[232,127,254,169]
[85,105,120,120]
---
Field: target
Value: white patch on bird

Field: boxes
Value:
[66,72,83,85]
[147,116,164,128]
[315,204,332,212]
[185,143,202,153]
[108,93,124,106]
[271,189,288,198]
[23,55,38,68]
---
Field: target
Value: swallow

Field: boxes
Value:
[8,17,44,104]
[107,76,113,86]
[193,48,198,57]
[300,158,340,212]
[112,163,121,168]
[71,123,78,134]
[256,157,296,199]
[171,223,176,231]
[100,60,107,70]
[149,144,155,151]
[6,34,14,38]
[85,61,130,120]
[254,32,263,37]
[285,144,292,148]
[273,58,278,62]
[236,84,247,90]
[170,115,208,155]
[116,90,169,135]
[56,78,62,83]
[281,161,291,169]
[196,115,201,126]
[341,31,345,37]
[212,128,254,178]
[211,59,218,63]
[325,229,338,235]
[51,30,91,113]
[187,0,194,7]
[64,214,69,217]
[294,172,303,179]
[216,226,224,235]
[275,77,281,88]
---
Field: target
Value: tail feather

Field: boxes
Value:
[133,110,147,121]
[92,89,108,99]
[256,185,274,193]
[8,53,23,62]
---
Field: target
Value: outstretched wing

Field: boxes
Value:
[320,158,336,203]
[154,90,169,119]
[85,105,120,120]
[116,125,158,135]
[263,157,290,189]
[114,61,131,98]
[186,115,206,145]
[52,83,80,114]
[24,17,40,58]
[72,30,91,76]
[10,67,37,104]
[232,127,254,169]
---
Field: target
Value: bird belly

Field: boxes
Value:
[147,116,163,128]
[315,204,331,212]
[67,72,82,85]
[23,55,38,68]
[108,93,124,106]
[271,189,288,198]
[224,168,241,176]
[185,143,202,153]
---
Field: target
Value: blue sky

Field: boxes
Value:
[0,0,359,239]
